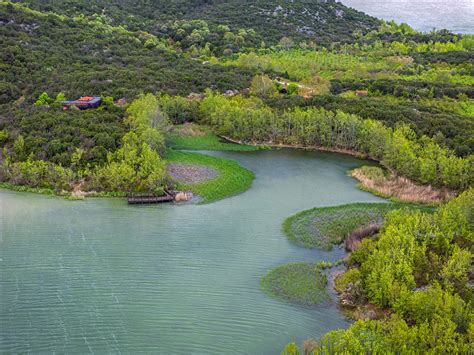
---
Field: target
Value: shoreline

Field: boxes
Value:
[220,135,372,160]
[221,136,456,204]
[0,142,370,201]
[0,150,255,204]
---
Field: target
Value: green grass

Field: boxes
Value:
[169,127,258,152]
[166,150,255,204]
[0,182,61,196]
[0,182,129,199]
[261,262,329,306]
[283,202,434,250]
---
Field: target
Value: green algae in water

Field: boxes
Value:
[261,263,330,307]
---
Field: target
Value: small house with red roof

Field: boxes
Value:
[61,96,101,110]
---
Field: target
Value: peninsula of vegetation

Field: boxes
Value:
[282,190,473,354]
[0,0,472,353]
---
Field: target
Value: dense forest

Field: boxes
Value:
[285,189,473,354]
[13,0,380,48]
[0,1,473,352]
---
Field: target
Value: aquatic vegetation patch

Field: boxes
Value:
[166,150,254,203]
[261,262,329,307]
[282,202,431,250]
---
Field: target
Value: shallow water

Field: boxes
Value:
[0,149,383,353]
[342,0,474,34]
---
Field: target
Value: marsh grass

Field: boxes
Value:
[351,166,453,204]
[169,124,258,151]
[283,202,432,250]
[166,150,254,203]
[261,262,329,306]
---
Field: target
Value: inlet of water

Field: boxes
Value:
[0,149,383,353]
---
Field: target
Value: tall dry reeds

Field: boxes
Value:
[351,167,454,204]
[345,223,382,252]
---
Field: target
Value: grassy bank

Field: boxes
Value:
[0,182,128,200]
[283,202,432,250]
[351,166,453,204]
[169,124,258,151]
[0,182,60,196]
[166,150,254,203]
[261,262,329,307]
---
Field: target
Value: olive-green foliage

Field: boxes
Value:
[282,342,300,355]
[0,182,59,196]
[316,314,470,354]
[157,95,201,124]
[361,210,428,307]
[166,150,254,203]
[250,75,277,98]
[286,190,473,353]
[125,93,168,153]
[335,269,361,294]
[1,157,73,191]
[91,132,166,193]
[0,2,254,106]
[91,94,168,192]
[282,202,429,250]
[261,262,329,306]
[230,43,473,86]
[229,36,474,156]
[1,105,127,168]
[276,93,474,156]
[17,0,380,52]
[0,130,8,144]
[200,93,473,190]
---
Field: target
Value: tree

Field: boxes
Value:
[250,75,277,98]
[54,92,66,104]
[282,342,300,355]
[279,37,294,50]
[13,135,26,160]
[34,92,52,106]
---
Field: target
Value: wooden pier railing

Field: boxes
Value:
[127,191,175,205]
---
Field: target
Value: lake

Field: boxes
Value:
[341,0,474,34]
[0,149,383,353]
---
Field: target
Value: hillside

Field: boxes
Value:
[14,0,380,47]
[0,2,254,105]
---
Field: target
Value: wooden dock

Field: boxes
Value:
[127,191,175,205]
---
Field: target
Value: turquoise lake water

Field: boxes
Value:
[0,149,383,353]
[342,0,474,34]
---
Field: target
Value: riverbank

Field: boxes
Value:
[263,202,434,308]
[221,135,368,159]
[0,146,255,204]
[219,135,457,204]
[350,166,454,204]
